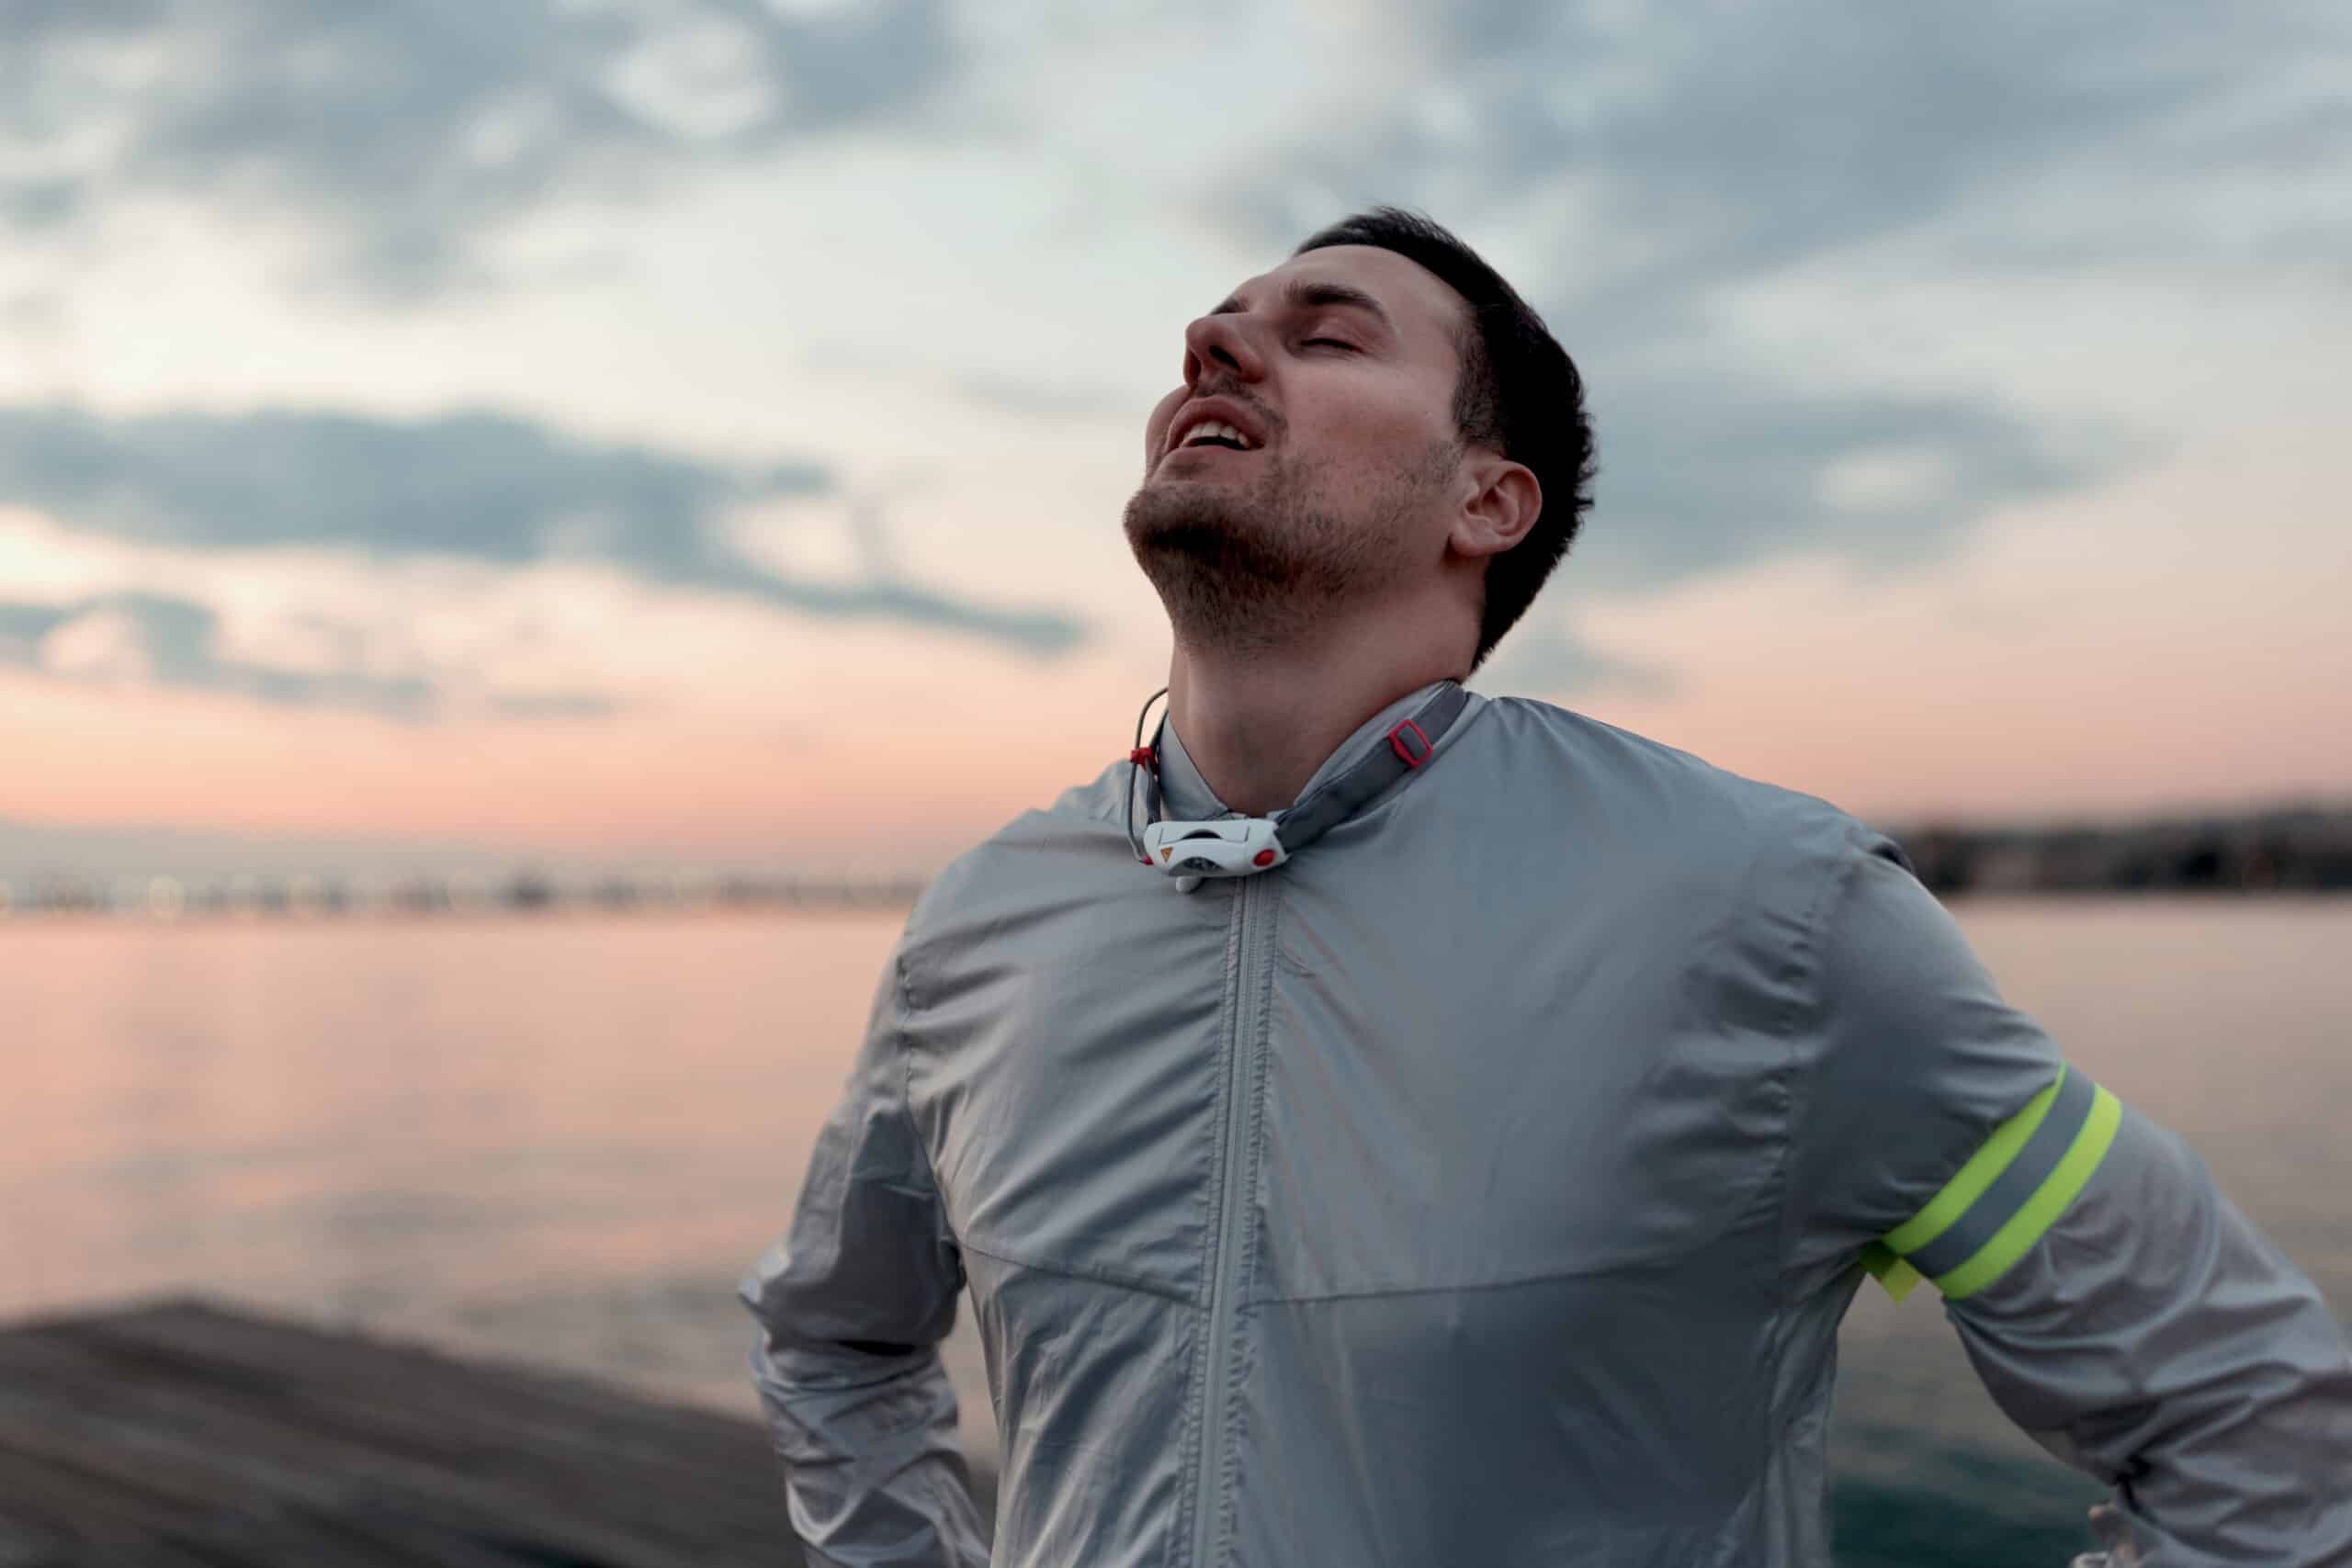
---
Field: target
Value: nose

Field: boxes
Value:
[1182,310,1266,389]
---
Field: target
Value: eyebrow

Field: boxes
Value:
[1210,278,1394,333]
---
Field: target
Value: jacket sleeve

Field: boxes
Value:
[1783,829,2352,1565]
[738,944,989,1568]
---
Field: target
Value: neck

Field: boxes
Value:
[1165,617,1468,817]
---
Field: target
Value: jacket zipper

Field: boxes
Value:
[1192,873,1262,1568]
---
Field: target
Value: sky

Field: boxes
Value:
[2,0,2347,881]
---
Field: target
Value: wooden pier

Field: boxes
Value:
[0,1297,994,1566]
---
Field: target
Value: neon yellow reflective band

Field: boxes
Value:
[1933,1086,2120,1300]
[1883,1073,2064,1257]
[1860,1242,1923,1303]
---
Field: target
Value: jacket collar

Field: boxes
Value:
[1156,679,1481,827]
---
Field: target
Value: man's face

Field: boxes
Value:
[1123,244,1471,645]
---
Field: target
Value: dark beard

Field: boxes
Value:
[1123,447,1446,654]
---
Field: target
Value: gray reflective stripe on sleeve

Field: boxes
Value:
[1272,683,1472,857]
[1900,1065,2100,1280]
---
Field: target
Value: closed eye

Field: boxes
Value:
[1302,337,1359,352]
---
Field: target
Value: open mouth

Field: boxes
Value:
[1168,416,1261,456]
[1177,422,1255,452]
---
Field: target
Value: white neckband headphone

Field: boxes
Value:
[1123,682,1471,892]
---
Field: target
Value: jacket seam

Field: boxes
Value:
[1163,1325,1204,1568]
[955,1237,1197,1305]
[1770,827,1865,1303]
[892,949,957,1249]
[1624,817,1783,1269]
[1253,1261,1701,1306]
[888,949,985,1556]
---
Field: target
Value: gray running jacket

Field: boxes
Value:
[741,683,2352,1566]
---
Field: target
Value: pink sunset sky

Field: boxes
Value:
[4,4,2346,883]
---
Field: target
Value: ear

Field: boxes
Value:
[1446,455,1542,562]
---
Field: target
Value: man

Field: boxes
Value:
[741,209,2352,1566]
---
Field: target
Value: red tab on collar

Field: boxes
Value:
[1388,719,1432,768]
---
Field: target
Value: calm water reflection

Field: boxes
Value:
[6,901,2346,1562]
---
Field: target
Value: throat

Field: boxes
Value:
[1167,639,1467,818]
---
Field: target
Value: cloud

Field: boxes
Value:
[0,598,72,652]
[0,0,961,299]
[1,584,635,719]
[0,176,83,231]
[0,403,1088,654]
[0,591,441,716]
[1242,4,2348,288]
[1579,372,2120,596]
[1173,3,2352,672]
[6,0,2341,700]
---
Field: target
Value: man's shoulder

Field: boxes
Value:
[1476,693,1905,877]
[1479,694,1871,824]
[903,754,1136,942]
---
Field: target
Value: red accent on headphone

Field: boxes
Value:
[1129,747,1157,768]
[1253,849,1277,867]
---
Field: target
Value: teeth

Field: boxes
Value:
[1180,420,1253,450]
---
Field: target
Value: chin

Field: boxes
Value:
[1125,485,1258,555]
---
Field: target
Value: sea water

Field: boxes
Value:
[5,900,2346,1562]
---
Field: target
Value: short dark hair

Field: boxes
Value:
[1293,207,1595,671]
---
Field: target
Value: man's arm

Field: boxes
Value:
[1788,830,2352,1564]
[1946,1096,2352,1562]
[738,945,989,1568]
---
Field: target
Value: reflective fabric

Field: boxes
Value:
[1866,1065,2127,1303]
[742,685,2352,1568]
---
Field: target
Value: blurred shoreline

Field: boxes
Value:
[4,802,2347,919]
[1883,801,2352,897]
[0,869,925,920]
